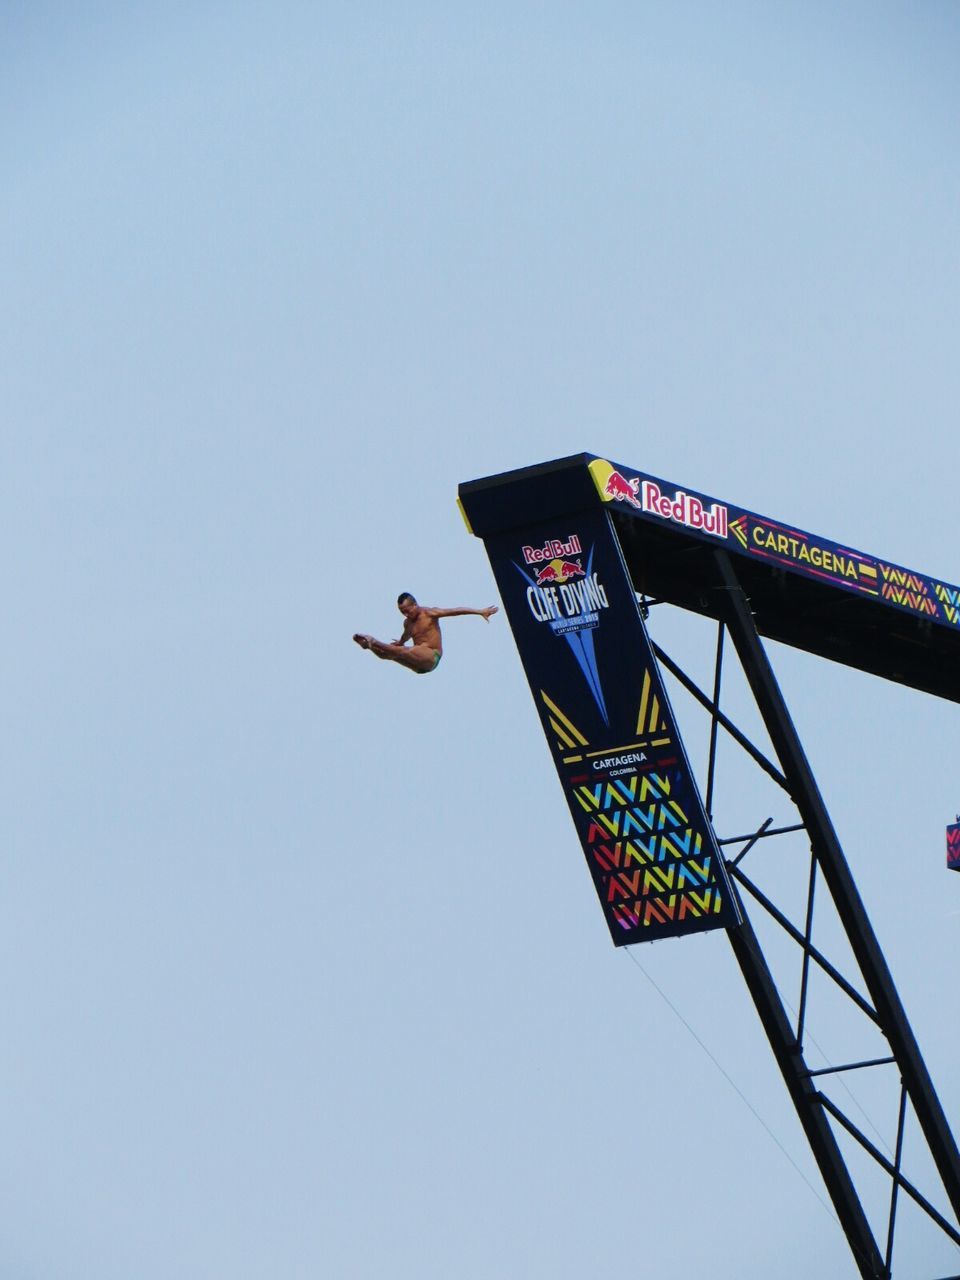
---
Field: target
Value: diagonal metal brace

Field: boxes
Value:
[651,640,790,792]
[818,1093,960,1249]
[729,864,880,1025]
[711,548,960,1237]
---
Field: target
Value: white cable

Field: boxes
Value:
[623,947,841,1227]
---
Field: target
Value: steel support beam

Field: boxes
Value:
[727,913,886,1277]
[710,548,960,1232]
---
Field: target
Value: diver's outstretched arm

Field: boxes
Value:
[429,605,498,621]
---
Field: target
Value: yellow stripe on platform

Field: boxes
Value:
[456,497,474,535]
[549,717,577,750]
[540,691,589,745]
[637,669,652,734]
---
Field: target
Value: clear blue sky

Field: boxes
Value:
[2,4,959,1276]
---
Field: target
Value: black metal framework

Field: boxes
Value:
[458,455,960,1277]
[644,549,960,1279]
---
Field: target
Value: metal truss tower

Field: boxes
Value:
[458,454,960,1280]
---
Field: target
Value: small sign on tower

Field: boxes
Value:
[947,819,960,873]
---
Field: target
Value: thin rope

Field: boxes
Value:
[623,947,840,1227]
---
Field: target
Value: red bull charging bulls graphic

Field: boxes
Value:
[603,469,642,508]
[534,558,584,585]
[484,507,740,946]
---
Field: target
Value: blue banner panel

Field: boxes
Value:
[948,823,960,873]
[587,458,960,636]
[483,507,740,945]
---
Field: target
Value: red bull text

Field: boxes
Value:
[641,481,728,539]
[523,535,582,564]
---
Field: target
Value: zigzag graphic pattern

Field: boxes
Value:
[948,822,960,872]
[574,769,728,932]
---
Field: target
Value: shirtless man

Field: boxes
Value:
[354,593,498,674]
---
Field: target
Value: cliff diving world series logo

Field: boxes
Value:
[514,534,612,725]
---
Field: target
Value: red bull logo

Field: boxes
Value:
[641,481,728,539]
[557,558,584,579]
[523,534,582,565]
[604,470,642,508]
[535,557,585,586]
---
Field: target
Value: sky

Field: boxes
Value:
[2,3,960,1277]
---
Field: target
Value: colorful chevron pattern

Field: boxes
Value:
[947,822,960,872]
[571,765,729,933]
[540,681,732,937]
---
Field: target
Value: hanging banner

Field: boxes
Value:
[587,457,960,634]
[947,823,960,873]
[482,507,740,946]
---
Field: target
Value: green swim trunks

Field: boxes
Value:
[420,649,442,673]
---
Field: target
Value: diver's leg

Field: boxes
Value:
[369,640,437,673]
[354,634,437,673]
